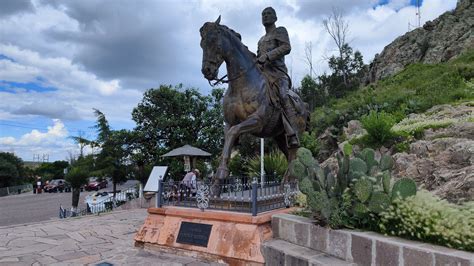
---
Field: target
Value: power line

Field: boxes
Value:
[0,122,96,133]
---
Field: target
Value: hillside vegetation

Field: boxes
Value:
[311,49,474,136]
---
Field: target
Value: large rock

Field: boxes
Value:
[367,0,474,83]
[393,118,474,203]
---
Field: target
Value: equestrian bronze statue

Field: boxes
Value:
[200,9,309,185]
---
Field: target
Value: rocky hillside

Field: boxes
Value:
[329,102,473,204]
[392,103,473,203]
[367,0,473,83]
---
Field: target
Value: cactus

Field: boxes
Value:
[289,159,307,180]
[343,142,353,156]
[360,148,375,162]
[299,177,313,195]
[391,178,417,200]
[353,202,369,217]
[368,192,391,213]
[380,154,394,171]
[350,158,368,174]
[315,167,326,186]
[297,148,315,167]
[295,146,417,229]
[382,171,391,194]
[354,178,373,203]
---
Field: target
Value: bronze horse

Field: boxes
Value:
[200,17,309,183]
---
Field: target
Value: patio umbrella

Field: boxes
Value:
[162,145,211,172]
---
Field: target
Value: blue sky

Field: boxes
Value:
[0,0,457,162]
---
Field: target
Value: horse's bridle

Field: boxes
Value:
[208,61,257,87]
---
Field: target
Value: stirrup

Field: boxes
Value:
[287,135,300,148]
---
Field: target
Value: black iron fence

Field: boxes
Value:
[59,186,139,218]
[156,177,298,216]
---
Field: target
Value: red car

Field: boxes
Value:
[85,177,108,191]
[44,179,71,193]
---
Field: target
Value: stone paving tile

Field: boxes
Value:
[0,209,223,265]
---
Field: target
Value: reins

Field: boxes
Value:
[208,61,257,87]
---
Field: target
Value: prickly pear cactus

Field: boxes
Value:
[295,145,417,229]
[391,178,417,200]
[368,192,391,213]
[354,178,373,203]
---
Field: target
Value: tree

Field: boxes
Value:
[0,159,19,187]
[65,155,91,210]
[132,85,224,177]
[323,7,349,87]
[70,130,92,158]
[92,110,131,197]
[321,8,366,98]
[35,161,69,181]
[299,75,327,110]
[304,42,317,78]
[320,44,366,98]
[0,152,25,187]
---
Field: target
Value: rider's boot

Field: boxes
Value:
[282,97,300,148]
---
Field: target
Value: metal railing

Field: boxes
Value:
[59,186,139,218]
[156,177,298,216]
[0,184,33,197]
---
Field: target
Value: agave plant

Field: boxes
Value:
[245,150,288,181]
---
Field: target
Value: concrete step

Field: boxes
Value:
[262,239,355,266]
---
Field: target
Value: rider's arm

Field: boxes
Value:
[266,27,291,61]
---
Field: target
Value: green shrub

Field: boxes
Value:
[300,131,320,157]
[245,150,288,181]
[379,190,474,251]
[360,110,396,146]
[310,49,474,135]
[229,154,245,176]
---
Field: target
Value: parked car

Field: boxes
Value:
[85,177,108,191]
[44,179,71,193]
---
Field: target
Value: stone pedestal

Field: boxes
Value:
[134,207,294,265]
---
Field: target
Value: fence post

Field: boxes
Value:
[156,179,163,208]
[251,179,258,216]
[6,186,9,196]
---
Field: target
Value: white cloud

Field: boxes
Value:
[0,0,459,162]
[0,119,79,161]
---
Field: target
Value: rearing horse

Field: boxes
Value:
[200,17,309,183]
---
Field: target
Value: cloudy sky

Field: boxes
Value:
[0,0,457,162]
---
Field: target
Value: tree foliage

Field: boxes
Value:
[35,161,69,181]
[131,85,224,178]
[0,152,25,187]
[319,44,366,98]
[92,110,131,194]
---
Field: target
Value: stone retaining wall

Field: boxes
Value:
[272,214,473,266]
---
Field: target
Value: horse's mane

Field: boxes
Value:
[201,22,256,59]
[219,24,257,59]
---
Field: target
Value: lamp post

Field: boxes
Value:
[260,138,264,186]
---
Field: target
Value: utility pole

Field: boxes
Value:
[416,0,421,27]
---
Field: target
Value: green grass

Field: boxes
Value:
[311,49,474,135]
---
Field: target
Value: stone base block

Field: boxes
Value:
[134,207,294,265]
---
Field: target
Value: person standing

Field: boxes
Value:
[181,169,200,190]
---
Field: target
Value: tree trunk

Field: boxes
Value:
[72,187,80,208]
[113,181,117,198]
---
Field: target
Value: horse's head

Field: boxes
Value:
[200,16,225,81]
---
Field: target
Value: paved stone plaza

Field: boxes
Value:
[0,209,221,265]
